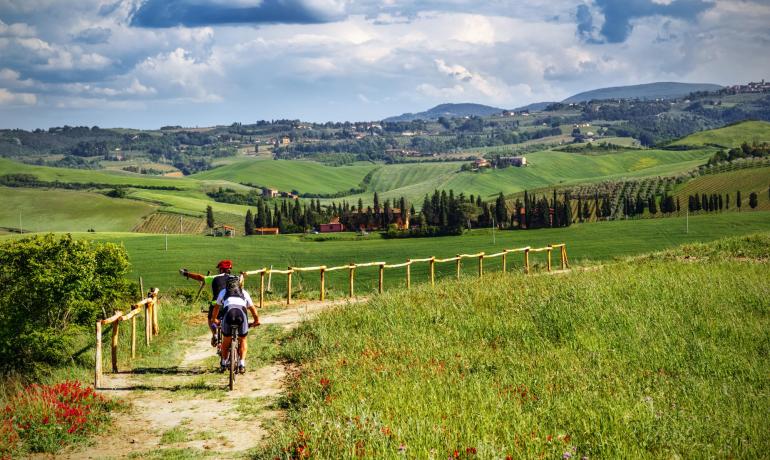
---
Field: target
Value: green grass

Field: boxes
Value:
[257,234,770,458]
[0,187,157,232]
[669,120,770,148]
[337,149,712,204]
[0,158,199,190]
[45,210,770,296]
[674,166,770,212]
[192,159,377,195]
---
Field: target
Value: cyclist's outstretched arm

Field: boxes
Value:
[180,268,206,282]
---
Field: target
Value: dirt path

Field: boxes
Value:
[62,298,363,460]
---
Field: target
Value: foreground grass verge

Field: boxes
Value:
[259,234,770,458]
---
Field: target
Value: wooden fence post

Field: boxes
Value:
[151,289,159,336]
[406,260,411,289]
[144,303,151,346]
[478,252,485,278]
[502,250,507,273]
[455,255,461,280]
[561,246,568,270]
[95,321,102,388]
[348,264,355,298]
[378,263,385,294]
[287,268,293,306]
[139,277,144,299]
[319,267,326,301]
[524,248,530,274]
[547,247,552,272]
[111,312,122,373]
[259,270,265,308]
[429,257,435,287]
[131,311,137,359]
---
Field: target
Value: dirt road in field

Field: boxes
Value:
[60,298,362,460]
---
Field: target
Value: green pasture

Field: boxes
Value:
[0,158,198,190]
[192,158,377,194]
[674,166,770,211]
[61,210,770,295]
[336,148,712,205]
[669,120,770,148]
[259,234,770,458]
[0,187,156,232]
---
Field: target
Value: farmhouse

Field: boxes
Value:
[263,188,278,198]
[254,227,279,235]
[496,156,527,168]
[319,217,345,233]
[474,158,491,169]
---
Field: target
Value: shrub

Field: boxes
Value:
[0,380,120,456]
[0,234,133,376]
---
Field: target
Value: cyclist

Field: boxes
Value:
[211,274,260,373]
[180,260,234,347]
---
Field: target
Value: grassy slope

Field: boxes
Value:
[0,187,156,232]
[674,166,770,211]
[260,234,770,458]
[0,158,198,189]
[669,120,770,147]
[339,149,712,204]
[192,159,377,194]
[40,210,770,293]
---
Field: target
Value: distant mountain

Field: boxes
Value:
[383,103,504,122]
[563,82,722,103]
[513,101,557,112]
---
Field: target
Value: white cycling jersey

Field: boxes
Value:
[216,289,254,310]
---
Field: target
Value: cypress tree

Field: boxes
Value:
[245,210,254,235]
[749,192,758,209]
[206,205,215,228]
[737,190,742,211]
[726,193,730,209]
[583,200,591,221]
[649,195,657,214]
[718,194,723,211]
[577,195,583,222]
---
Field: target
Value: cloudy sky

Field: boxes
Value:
[0,0,768,129]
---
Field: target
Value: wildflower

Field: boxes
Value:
[398,444,407,453]
[563,452,572,459]
[466,446,477,454]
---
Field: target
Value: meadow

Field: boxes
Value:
[0,187,156,232]
[192,158,377,194]
[259,233,770,458]
[668,120,770,148]
[674,166,770,212]
[70,210,770,296]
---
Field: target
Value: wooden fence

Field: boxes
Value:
[94,288,159,388]
[239,243,569,307]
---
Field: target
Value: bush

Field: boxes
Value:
[1,380,120,456]
[0,234,133,376]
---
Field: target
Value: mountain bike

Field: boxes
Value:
[228,327,240,391]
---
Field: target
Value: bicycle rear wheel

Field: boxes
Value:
[229,332,237,390]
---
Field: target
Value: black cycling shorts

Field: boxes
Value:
[221,307,248,338]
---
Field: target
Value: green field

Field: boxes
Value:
[0,187,156,232]
[45,210,770,294]
[0,158,199,190]
[259,234,770,458]
[338,149,712,204]
[193,158,377,194]
[674,166,770,211]
[669,120,770,148]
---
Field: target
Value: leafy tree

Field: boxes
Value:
[206,205,215,228]
[0,234,132,375]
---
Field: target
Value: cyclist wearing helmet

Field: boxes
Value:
[180,260,233,346]
[211,275,260,373]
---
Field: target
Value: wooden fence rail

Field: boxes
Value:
[94,288,159,389]
[236,244,569,306]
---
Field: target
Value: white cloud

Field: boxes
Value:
[0,88,37,105]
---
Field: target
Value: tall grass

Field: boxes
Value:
[259,235,770,458]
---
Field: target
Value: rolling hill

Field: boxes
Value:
[563,82,722,103]
[384,103,504,122]
[668,120,770,148]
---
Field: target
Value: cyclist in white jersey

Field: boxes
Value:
[211,275,259,373]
